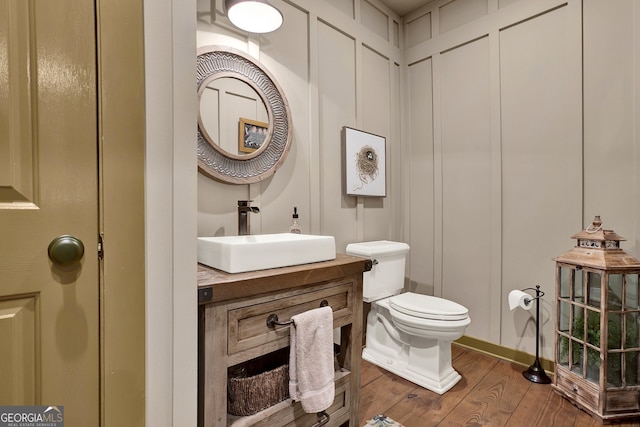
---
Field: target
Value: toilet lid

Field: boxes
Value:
[389,292,468,321]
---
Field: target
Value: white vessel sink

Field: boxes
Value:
[197,233,336,273]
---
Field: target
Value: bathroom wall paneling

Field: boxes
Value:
[499,2,582,359]
[144,0,640,421]
[317,21,358,248]
[403,0,583,360]
[406,58,435,296]
[197,0,312,238]
[401,0,640,364]
[146,0,198,424]
[197,0,403,252]
[194,0,640,375]
[361,46,397,243]
[440,35,493,341]
[583,0,637,249]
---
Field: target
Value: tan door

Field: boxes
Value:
[0,0,99,425]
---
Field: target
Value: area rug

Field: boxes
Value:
[362,414,405,427]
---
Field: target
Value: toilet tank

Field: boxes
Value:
[346,241,410,303]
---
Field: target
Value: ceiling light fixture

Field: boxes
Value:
[225,0,284,34]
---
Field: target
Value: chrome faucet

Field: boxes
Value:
[238,200,260,235]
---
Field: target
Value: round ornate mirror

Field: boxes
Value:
[197,46,293,184]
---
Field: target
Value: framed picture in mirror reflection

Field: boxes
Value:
[239,118,268,153]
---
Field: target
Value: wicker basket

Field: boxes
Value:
[227,349,290,416]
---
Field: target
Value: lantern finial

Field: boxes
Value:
[589,215,602,231]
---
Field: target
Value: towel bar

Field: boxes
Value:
[266,300,329,328]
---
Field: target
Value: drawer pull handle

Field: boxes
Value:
[311,411,330,427]
[266,300,330,328]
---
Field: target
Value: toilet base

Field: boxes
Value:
[363,299,466,395]
[362,346,462,395]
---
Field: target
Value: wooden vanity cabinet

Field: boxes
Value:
[198,254,369,427]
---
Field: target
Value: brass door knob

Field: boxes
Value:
[48,235,85,265]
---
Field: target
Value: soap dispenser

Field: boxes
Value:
[290,207,301,234]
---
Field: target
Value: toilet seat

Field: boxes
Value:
[389,292,468,321]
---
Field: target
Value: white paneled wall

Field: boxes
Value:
[583,0,637,248]
[407,58,435,295]
[500,4,582,358]
[196,0,402,251]
[406,0,583,359]
[439,0,488,34]
[195,0,640,364]
[318,22,358,248]
[151,0,640,421]
[405,0,640,363]
[362,47,396,243]
[440,36,493,341]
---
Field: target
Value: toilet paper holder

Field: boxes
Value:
[519,286,545,302]
[509,285,551,385]
[509,287,545,311]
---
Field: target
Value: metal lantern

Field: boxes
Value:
[553,216,640,422]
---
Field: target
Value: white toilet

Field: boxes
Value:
[346,240,471,394]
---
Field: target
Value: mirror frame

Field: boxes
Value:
[196,46,293,184]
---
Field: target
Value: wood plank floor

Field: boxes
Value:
[359,344,640,427]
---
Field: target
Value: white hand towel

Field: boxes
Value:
[288,306,335,413]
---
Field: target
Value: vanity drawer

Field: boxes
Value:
[227,281,353,358]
